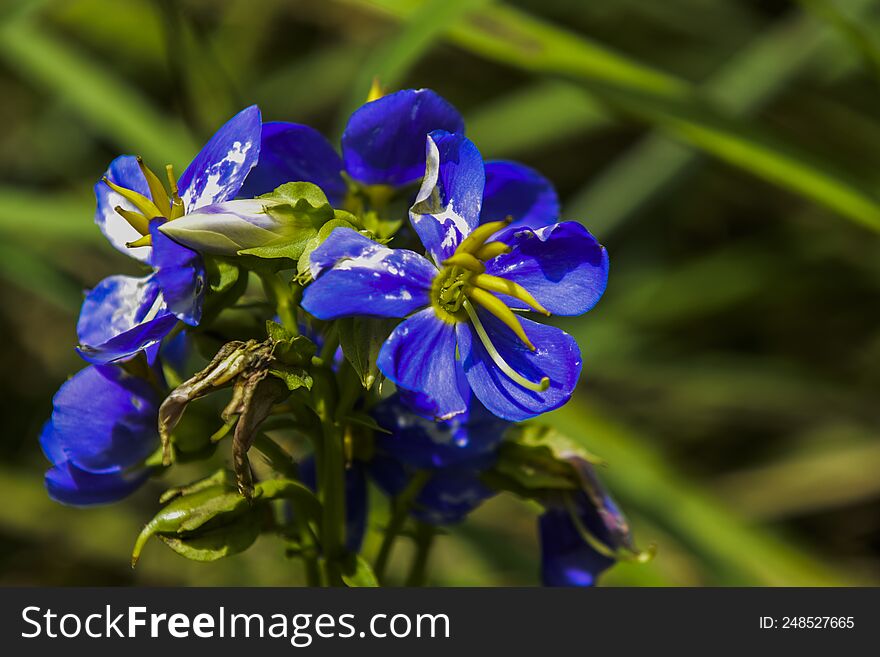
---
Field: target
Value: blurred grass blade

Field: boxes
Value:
[0,16,196,165]
[337,0,690,99]
[0,242,82,313]
[547,401,858,586]
[466,80,611,156]
[339,0,492,130]
[0,188,97,242]
[796,0,880,81]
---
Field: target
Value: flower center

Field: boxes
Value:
[104,158,185,249]
[430,219,551,393]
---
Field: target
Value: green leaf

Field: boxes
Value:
[337,317,398,389]
[266,320,317,366]
[159,515,261,563]
[341,554,380,587]
[205,257,241,294]
[267,363,313,391]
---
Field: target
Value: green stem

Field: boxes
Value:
[259,271,299,334]
[373,470,431,585]
[405,521,436,587]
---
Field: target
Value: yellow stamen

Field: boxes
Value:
[103,177,162,219]
[126,234,153,248]
[467,286,535,351]
[166,164,186,219]
[114,205,149,236]
[474,241,511,261]
[462,300,549,392]
[136,156,170,216]
[456,218,512,255]
[472,273,550,316]
[366,76,386,103]
[442,252,485,273]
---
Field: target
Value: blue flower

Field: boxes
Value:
[239,88,559,228]
[302,131,608,421]
[300,456,368,553]
[40,365,161,506]
[368,394,509,525]
[539,460,635,587]
[78,106,263,363]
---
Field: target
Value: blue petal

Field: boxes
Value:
[372,394,509,468]
[299,456,368,553]
[76,274,179,364]
[45,461,149,506]
[485,222,609,316]
[482,160,560,229]
[40,365,159,474]
[369,454,497,525]
[150,220,205,325]
[302,228,435,319]
[238,122,346,204]
[457,309,582,421]
[94,155,153,262]
[376,308,469,421]
[341,88,465,187]
[178,105,262,211]
[539,499,617,587]
[409,131,485,263]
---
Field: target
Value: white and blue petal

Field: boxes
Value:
[485,222,608,316]
[178,105,262,211]
[457,308,582,421]
[303,228,436,319]
[94,155,153,262]
[150,220,205,326]
[239,121,346,204]
[482,160,560,229]
[376,308,469,420]
[39,365,159,474]
[409,131,485,263]
[342,88,465,187]
[76,274,179,364]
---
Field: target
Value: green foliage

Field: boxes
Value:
[336,317,398,389]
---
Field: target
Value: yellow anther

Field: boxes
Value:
[136,156,170,217]
[472,273,550,316]
[366,76,386,103]
[474,241,511,261]
[165,164,186,219]
[103,177,163,220]
[113,206,150,236]
[126,234,153,248]
[165,164,180,197]
[467,286,535,351]
[442,252,485,273]
[456,218,512,255]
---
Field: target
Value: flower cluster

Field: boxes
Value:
[41,88,641,587]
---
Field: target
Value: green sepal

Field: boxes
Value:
[268,363,313,391]
[158,514,262,562]
[337,316,398,389]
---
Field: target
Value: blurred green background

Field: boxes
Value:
[1,0,880,586]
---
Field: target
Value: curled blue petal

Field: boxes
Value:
[376,308,469,421]
[457,308,582,421]
[372,394,508,469]
[300,456,368,553]
[482,160,560,229]
[76,274,179,364]
[409,131,485,263]
[45,461,150,506]
[39,365,160,474]
[485,222,609,316]
[342,88,464,187]
[178,105,262,211]
[239,122,346,204]
[303,228,435,319]
[539,493,618,587]
[94,155,152,262]
[150,220,205,325]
